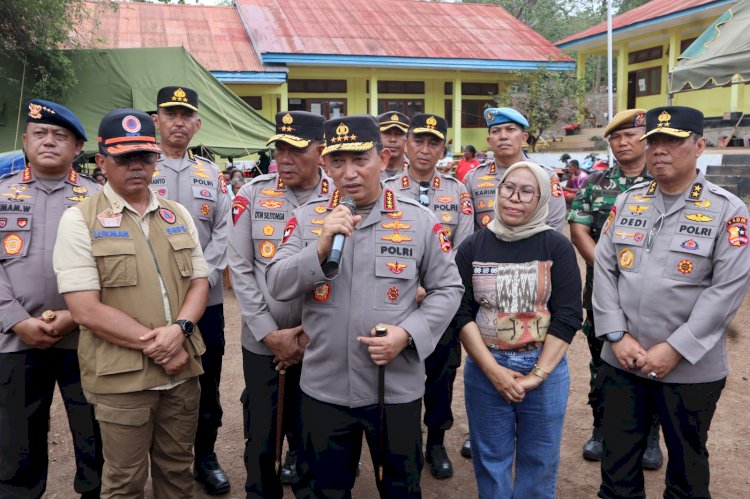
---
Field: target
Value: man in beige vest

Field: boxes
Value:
[53,108,209,497]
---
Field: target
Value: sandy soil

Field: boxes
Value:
[44,262,750,498]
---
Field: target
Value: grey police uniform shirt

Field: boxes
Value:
[384,172,474,250]
[227,170,332,355]
[265,186,464,408]
[0,167,100,352]
[593,172,750,383]
[463,160,566,232]
[151,151,230,306]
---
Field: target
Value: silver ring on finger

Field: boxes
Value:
[648,371,658,380]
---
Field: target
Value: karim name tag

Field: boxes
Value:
[97,209,122,228]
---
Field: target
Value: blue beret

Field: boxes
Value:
[483,107,529,129]
[25,99,87,141]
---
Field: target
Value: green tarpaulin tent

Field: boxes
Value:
[0,47,274,157]
[670,0,750,93]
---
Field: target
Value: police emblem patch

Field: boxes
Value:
[680,239,699,250]
[263,224,275,236]
[618,248,634,269]
[232,196,250,225]
[386,262,407,274]
[282,217,298,245]
[602,206,616,234]
[200,203,210,216]
[677,259,694,274]
[726,217,748,247]
[313,283,331,302]
[3,233,23,255]
[480,213,492,226]
[159,208,176,224]
[386,286,399,302]
[259,240,276,259]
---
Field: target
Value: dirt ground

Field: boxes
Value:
[44,258,750,498]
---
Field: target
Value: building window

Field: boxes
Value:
[444,100,494,128]
[240,96,263,110]
[680,37,698,54]
[288,79,347,93]
[444,82,498,96]
[288,98,346,119]
[375,99,424,116]
[635,67,661,96]
[628,46,663,65]
[367,80,425,94]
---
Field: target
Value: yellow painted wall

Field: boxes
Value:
[574,19,750,118]
[227,67,512,152]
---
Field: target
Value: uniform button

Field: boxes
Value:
[309,270,314,275]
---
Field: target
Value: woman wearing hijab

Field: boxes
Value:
[454,161,582,498]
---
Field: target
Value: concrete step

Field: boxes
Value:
[716,183,740,196]
[721,154,750,165]
[705,174,747,186]
[706,165,750,175]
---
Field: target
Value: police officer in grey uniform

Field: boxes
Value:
[266,115,463,498]
[378,111,410,180]
[151,86,232,495]
[384,113,473,479]
[463,107,566,232]
[593,106,750,498]
[228,110,331,497]
[0,100,102,498]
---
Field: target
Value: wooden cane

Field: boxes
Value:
[274,369,286,474]
[375,323,388,482]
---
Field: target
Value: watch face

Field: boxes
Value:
[179,320,194,335]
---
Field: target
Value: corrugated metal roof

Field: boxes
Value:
[80,2,265,72]
[235,0,571,63]
[557,0,724,46]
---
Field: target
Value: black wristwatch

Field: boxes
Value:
[606,331,625,342]
[176,319,194,338]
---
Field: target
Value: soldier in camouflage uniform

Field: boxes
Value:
[567,109,662,469]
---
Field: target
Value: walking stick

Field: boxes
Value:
[274,369,286,474]
[375,324,388,482]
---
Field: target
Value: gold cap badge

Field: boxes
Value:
[390,113,399,121]
[426,116,437,129]
[172,88,188,103]
[657,111,671,128]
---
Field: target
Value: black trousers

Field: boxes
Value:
[241,349,303,499]
[297,392,423,499]
[423,327,461,433]
[195,303,226,457]
[597,363,725,499]
[0,349,102,498]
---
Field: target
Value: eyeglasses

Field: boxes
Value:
[497,183,539,204]
[110,152,158,166]
[419,181,430,207]
[646,213,664,252]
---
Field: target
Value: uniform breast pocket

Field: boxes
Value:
[92,241,137,287]
[168,233,196,277]
[192,186,216,221]
[662,234,715,282]
[613,243,643,273]
[373,256,417,310]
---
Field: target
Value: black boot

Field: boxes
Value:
[582,427,604,461]
[194,453,231,495]
[460,435,472,459]
[642,416,664,470]
[426,430,453,479]
[280,449,299,485]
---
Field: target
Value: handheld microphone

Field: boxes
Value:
[322,196,356,274]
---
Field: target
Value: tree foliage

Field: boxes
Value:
[0,0,107,100]
[493,67,585,151]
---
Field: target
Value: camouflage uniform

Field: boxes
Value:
[566,163,652,412]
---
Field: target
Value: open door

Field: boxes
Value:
[627,71,637,109]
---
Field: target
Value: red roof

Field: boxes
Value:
[236,0,571,62]
[558,0,723,46]
[80,2,264,72]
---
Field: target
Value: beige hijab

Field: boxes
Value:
[487,161,553,241]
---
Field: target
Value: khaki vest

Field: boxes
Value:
[76,192,205,394]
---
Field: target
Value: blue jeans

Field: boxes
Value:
[465,348,569,499]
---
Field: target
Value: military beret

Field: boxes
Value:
[98,108,162,156]
[408,113,448,141]
[25,99,87,141]
[378,111,410,133]
[641,106,704,141]
[603,108,646,137]
[483,107,529,129]
[322,115,381,156]
[157,86,199,112]
[267,111,325,148]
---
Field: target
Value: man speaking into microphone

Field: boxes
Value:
[267,115,463,497]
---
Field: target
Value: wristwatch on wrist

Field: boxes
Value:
[175,319,194,338]
[406,334,416,350]
[606,331,625,342]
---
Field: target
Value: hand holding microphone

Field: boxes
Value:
[318,196,359,272]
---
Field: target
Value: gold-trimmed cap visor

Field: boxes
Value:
[266,134,312,148]
[321,141,374,156]
[158,101,199,112]
[410,127,445,140]
[641,106,703,141]
[379,122,409,133]
[639,127,692,141]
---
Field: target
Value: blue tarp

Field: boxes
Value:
[0,150,25,177]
